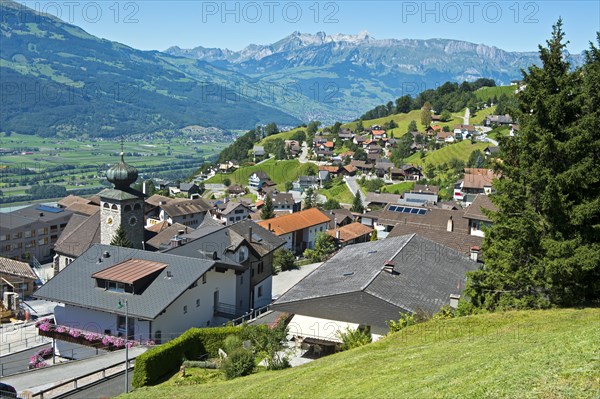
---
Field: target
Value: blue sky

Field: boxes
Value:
[16,1,600,53]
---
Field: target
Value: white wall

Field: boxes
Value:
[152,267,238,342]
[253,275,272,308]
[54,303,150,359]
[304,222,329,249]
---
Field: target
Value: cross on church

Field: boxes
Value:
[120,136,124,153]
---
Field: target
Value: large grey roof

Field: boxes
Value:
[273,234,478,318]
[54,211,101,257]
[34,244,233,320]
[0,205,73,231]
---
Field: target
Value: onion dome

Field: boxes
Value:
[106,152,138,189]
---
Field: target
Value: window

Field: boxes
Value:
[196,299,200,307]
[24,230,32,238]
[154,330,162,344]
[133,203,141,210]
[202,274,206,284]
[59,223,67,229]
[257,286,263,298]
[124,205,132,212]
[111,204,118,210]
[50,225,58,231]
[103,203,110,208]
[1,234,9,241]
[183,305,188,314]
[107,281,125,292]
[258,261,264,274]
[4,244,11,252]
[20,283,28,291]
[38,228,48,236]
[38,238,48,245]
[240,275,243,285]
[13,232,22,239]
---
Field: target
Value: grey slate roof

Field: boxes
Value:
[34,244,237,320]
[54,211,101,257]
[272,234,478,328]
[0,205,73,231]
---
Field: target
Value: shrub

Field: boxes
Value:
[223,334,243,354]
[387,313,416,333]
[222,349,255,379]
[337,327,372,351]
[182,360,219,369]
[132,326,244,388]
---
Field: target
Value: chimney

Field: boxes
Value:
[142,181,147,195]
[248,226,253,243]
[336,230,341,240]
[102,251,110,259]
[170,236,182,248]
[383,260,395,273]
[470,246,481,262]
[268,223,271,232]
[447,216,453,232]
[449,294,460,309]
[39,212,44,217]
[159,201,166,205]
[178,230,185,235]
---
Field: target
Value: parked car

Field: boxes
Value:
[0,382,17,398]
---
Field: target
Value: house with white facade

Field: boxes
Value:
[165,219,285,310]
[248,171,270,190]
[212,201,253,225]
[34,244,247,358]
[257,208,331,255]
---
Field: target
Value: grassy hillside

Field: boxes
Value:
[475,85,516,101]
[205,159,316,190]
[123,308,599,399]
[469,105,497,125]
[319,178,355,204]
[406,140,489,167]
[343,110,464,138]
[258,127,305,146]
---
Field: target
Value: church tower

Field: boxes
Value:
[99,151,145,249]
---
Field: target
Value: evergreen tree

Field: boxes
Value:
[350,191,364,213]
[261,195,275,220]
[303,187,315,209]
[466,21,600,311]
[111,224,132,248]
[420,102,433,127]
[407,120,418,133]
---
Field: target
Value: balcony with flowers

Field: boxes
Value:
[35,318,154,352]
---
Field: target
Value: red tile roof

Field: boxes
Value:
[257,208,330,235]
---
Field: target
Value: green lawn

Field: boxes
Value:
[258,127,305,146]
[406,140,489,167]
[381,181,415,195]
[206,159,317,191]
[475,85,516,101]
[469,105,497,125]
[319,178,355,204]
[121,308,600,399]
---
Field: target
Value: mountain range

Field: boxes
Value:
[0,1,583,137]
[166,30,583,122]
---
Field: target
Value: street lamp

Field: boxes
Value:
[117,298,129,393]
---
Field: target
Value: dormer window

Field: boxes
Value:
[107,281,125,292]
[92,258,168,295]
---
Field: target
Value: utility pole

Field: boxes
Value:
[118,298,129,393]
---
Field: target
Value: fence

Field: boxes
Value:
[29,359,135,399]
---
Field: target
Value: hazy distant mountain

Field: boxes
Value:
[166,31,583,122]
[0,1,300,137]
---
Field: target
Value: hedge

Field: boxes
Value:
[132,326,243,388]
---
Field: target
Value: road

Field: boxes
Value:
[344,176,366,202]
[58,370,132,399]
[463,107,470,125]
[298,141,309,163]
[0,343,52,377]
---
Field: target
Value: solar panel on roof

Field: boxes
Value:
[36,205,64,213]
[388,205,427,216]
